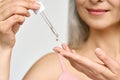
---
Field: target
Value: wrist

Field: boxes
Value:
[0,46,12,58]
[0,47,12,80]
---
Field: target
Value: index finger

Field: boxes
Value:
[95,48,120,74]
[0,0,40,21]
[13,0,40,10]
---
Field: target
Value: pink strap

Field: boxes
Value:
[58,54,66,72]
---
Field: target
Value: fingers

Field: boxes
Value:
[7,6,30,17]
[53,46,63,53]
[95,48,120,74]
[53,43,68,53]
[6,15,25,27]
[61,43,70,51]
[53,44,115,79]
[0,0,40,21]
[13,6,31,17]
[0,15,25,33]
[13,0,40,10]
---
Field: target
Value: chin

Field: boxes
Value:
[87,22,114,30]
[85,18,120,30]
[91,26,109,30]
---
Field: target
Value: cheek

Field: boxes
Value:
[75,0,86,14]
[109,0,120,7]
[75,0,86,6]
[110,0,120,22]
[109,0,120,12]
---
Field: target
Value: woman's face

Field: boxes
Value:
[76,0,120,29]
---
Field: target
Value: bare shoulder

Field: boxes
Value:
[23,52,62,80]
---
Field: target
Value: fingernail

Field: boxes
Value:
[33,3,40,9]
[95,48,103,56]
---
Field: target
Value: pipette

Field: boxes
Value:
[33,1,59,41]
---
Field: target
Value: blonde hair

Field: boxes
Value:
[68,0,89,49]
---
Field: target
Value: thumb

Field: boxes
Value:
[12,23,21,34]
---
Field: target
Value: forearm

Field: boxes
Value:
[0,47,12,80]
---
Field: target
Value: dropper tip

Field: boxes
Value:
[56,35,59,41]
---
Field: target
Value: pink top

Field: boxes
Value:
[58,54,79,80]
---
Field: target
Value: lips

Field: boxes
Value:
[87,8,109,15]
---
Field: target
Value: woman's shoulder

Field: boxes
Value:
[23,52,62,80]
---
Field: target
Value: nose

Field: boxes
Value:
[90,0,104,4]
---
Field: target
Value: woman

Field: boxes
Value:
[23,0,120,80]
[0,0,120,80]
[54,0,120,80]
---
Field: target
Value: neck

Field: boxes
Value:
[84,25,120,59]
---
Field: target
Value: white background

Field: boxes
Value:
[10,0,68,80]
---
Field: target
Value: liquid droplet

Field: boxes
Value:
[56,38,59,41]
[56,36,59,41]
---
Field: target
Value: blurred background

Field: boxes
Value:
[10,0,68,80]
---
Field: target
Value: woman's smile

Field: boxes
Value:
[87,8,109,15]
[76,0,120,29]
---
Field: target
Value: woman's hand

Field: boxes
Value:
[0,0,40,80]
[0,0,40,21]
[0,15,25,49]
[0,0,40,49]
[53,44,120,80]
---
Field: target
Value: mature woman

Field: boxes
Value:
[0,0,120,80]
[54,0,120,80]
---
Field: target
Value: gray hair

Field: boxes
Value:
[68,0,89,49]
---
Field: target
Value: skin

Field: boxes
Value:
[0,0,40,80]
[54,0,120,80]
[54,44,120,80]
[0,0,120,80]
[24,0,120,80]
